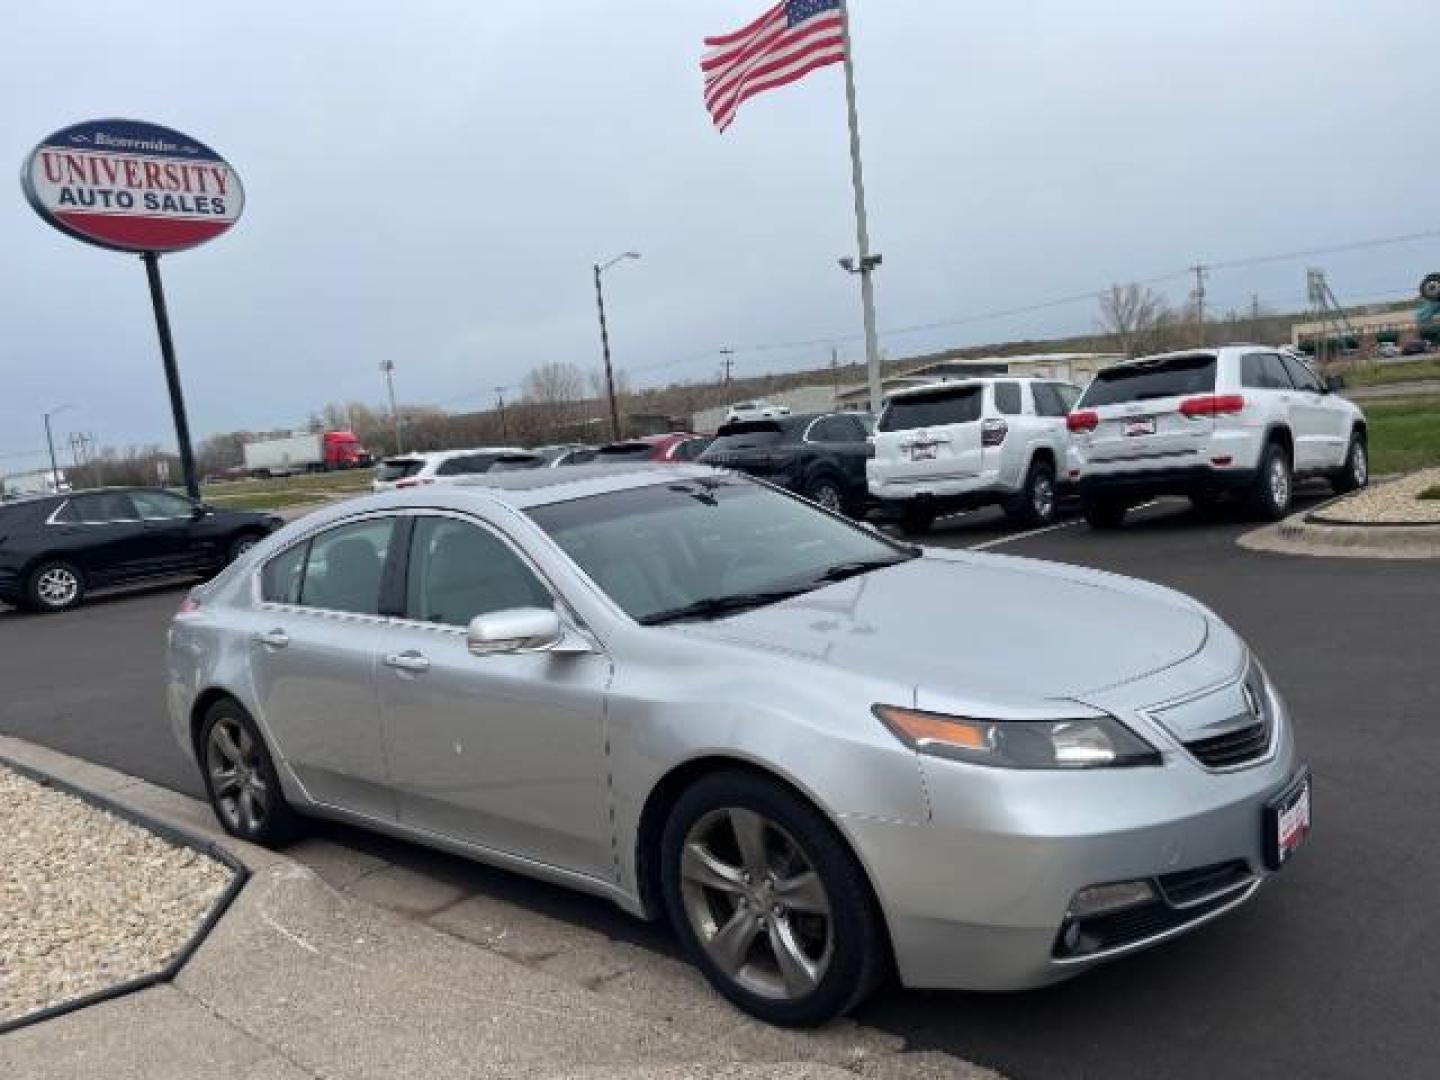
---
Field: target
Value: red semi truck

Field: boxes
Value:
[241,431,370,476]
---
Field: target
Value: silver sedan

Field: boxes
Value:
[167,465,1310,1026]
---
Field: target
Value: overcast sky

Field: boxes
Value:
[3,0,1437,464]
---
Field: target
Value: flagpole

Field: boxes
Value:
[838,0,883,414]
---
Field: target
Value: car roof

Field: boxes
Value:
[310,464,728,521]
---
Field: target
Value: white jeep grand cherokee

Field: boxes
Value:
[868,377,1082,534]
[1066,346,1368,529]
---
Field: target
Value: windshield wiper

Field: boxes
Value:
[639,587,814,626]
[811,555,915,585]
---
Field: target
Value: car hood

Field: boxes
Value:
[675,549,1212,708]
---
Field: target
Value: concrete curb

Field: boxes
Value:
[1238,506,1440,559]
[0,752,248,1036]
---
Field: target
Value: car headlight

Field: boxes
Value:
[873,705,1160,769]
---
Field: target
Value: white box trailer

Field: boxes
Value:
[2,469,69,497]
[242,434,326,476]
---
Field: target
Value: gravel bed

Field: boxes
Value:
[0,765,234,1024]
[1315,468,1440,524]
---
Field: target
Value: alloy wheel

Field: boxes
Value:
[36,567,79,608]
[205,715,269,835]
[679,807,834,1001]
[812,485,842,512]
[1352,443,1368,487]
[1032,474,1055,520]
[1269,455,1291,509]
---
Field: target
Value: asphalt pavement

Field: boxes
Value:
[2,492,1437,1079]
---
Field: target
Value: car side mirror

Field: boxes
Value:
[466,607,564,656]
[1325,374,1346,393]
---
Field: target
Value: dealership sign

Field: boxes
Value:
[21,118,244,253]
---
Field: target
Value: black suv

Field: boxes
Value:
[698,412,874,514]
[0,488,282,613]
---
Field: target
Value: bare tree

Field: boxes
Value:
[523,361,586,439]
[1097,283,1176,358]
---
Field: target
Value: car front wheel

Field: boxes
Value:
[1331,433,1368,494]
[660,771,886,1027]
[25,560,85,613]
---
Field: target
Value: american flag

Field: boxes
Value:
[703,0,847,133]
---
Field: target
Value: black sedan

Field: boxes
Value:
[0,488,282,613]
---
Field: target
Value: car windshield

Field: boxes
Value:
[526,477,915,624]
[377,458,425,481]
[877,386,981,431]
[1082,354,1217,406]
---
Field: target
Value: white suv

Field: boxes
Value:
[868,377,1081,534]
[371,447,528,492]
[1066,346,1368,528]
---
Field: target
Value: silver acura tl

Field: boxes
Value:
[167,465,1311,1026]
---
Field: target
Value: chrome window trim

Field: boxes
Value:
[251,506,599,647]
[45,498,142,527]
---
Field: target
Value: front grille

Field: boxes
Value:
[1184,721,1271,768]
[1157,859,1253,907]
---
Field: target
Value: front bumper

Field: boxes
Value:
[845,686,1302,991]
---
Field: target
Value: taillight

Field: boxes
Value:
[1067,410,1099,433]
[1180,394,1245,418]
[177,595,201,615]
[981,418,1008,447]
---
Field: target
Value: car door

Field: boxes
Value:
[804,414,870,497]
[247,515,398,820]
[60,492,148,585]
[375,513,613,879]
[1278,353,1345,470]
[129,489,209,573]
[1030,381,1078,468]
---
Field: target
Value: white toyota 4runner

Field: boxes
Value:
[868,377,1081,534]
[1066,345,1368,529]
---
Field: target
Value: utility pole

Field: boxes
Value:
[1250,293,1262,341]
[380,359,403,453]
[1190,264,1208,346]
[830,346,840,395]
[720,347,735,386]
[42,404,73,493]
[495,387,509,441]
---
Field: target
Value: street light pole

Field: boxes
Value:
[43,404,73,493]
[593,252,640,441]
[380,359,403,454]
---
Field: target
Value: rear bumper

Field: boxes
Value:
[1078,465,1256,501]
[868,469,1013,508]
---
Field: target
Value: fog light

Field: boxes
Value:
[1068,880,1156,919]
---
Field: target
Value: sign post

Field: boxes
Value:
[22,118,245,499]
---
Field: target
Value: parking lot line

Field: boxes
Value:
[966,500,1163,551]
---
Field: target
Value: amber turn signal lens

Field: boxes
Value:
[872,706,989,751]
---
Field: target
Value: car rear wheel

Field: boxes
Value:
[1081,495,1128,530]
[1331,433,1368,494]
[899,504,936,535]
[1006,459,1057,527]
[1247,441,1293,520]
[199,698,297,847]
[805,477,845,515]
[25,560,85,613]
[660,771,886,1027]
[228,531,265,564]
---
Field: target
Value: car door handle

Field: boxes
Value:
[383,651,431,674]
[252,629,290,649]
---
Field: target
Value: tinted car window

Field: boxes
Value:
[405,517,550,626]
[671,437,711,462]
[1081,355,1217,407]
[487,455,545,473]
[993,383,1022,416]
[437,453,507,476]
[298,518,393,615]
[877,387,982,431]
[377,458,424,482]
[558,448,597,466]
[1280,355,1324,393]
[73,492,140,522]
[806,416,847,442]
[702,422,789,454]
[1055,384,1082,411]
[596,443,657,461]
[131,490,194,519]
[1030,383,1064,417]
[1241,353,1295,390]
[261,542,309,604]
